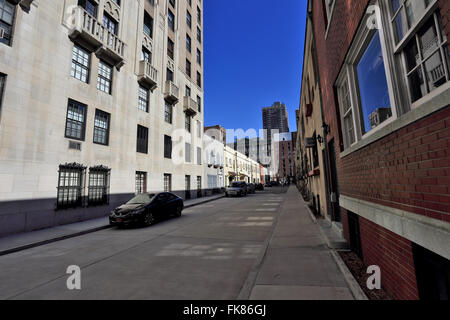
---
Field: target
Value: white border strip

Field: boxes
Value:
[340,195,450,260]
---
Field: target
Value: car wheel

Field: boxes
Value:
[175,206,183,217]
[144,212,155,226]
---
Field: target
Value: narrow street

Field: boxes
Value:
[0,187,353,300]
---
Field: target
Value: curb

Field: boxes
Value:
[0,195,225,257]
[330,250,369,300]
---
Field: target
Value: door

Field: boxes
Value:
[327,139,341,222]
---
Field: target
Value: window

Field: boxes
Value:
[197,120,201,138]
[165,101,173,123]
[197,27,201,43]
[136,171,147,194]
[164,174,172,192]
[186,85,191,97]
[78,0,98,18]
[186,10,192,29]
[88,166,110,206]
[197,72,201,88]
[185,114,191,132]
[186,34,191,53]
[197,95,202,112]
[0,0,15,46]
[168,9,175,31]
[196,49,202,65]
[93,109,110,145]
[186,59,191,77]
[169,0,175,8]
[166,68,174,82]
[185,143,191,162]
[356,31,392,134]
[164,135,172,159]
[322,0,335,29]
[137,125,149,154]
[0,74,5,116]
[167,38,174,59]
[71,45,90,83]
[57,163,86,209]
[138,85,149,112]
[102,12,118,35]
[144,12,153,38]
[337,0,449,151]
[65,99,87,141]
[97,60,113,94]
[112,0,120,6]
[197,147,202,165]
[142,46,152,63]
[390,2,449,103]
[197,176,202,196]
[197,6,201,25]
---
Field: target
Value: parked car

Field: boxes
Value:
[247,183,256,194]
[109,193,184,227]
[270,181,281,187]
[264,182,272,188]
[256,183,264,191]
[225,181,248,197]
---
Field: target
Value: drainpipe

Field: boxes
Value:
[307,2,334,221]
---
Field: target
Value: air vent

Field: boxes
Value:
[0,28,4,39]
[69,141,81,151]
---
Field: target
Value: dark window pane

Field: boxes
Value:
[137,125,148,154]
[65,100,86,140]
[93,109,110,145]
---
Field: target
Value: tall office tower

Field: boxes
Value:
[262,101,290,134]
[262,102,290,159]
[0,0,204,236]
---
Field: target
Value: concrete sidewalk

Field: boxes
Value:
[245,186,357,300]
[0,193,224,256]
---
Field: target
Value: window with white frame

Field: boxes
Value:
[138,85,149,112]
[323,0,336,30]
[97,60,112,94]
[337,0,449,150]
[71,44,90,83]
[389,0,449,103]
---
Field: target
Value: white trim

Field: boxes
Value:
[340,195,450,260]
[340,83,450,157]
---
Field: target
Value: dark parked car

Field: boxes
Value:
[264,183,272,188]
[225,181,248,197]
[256,183,264,191]
[247,183,256,194]
[109,193,184,227]
[270,181,281,187]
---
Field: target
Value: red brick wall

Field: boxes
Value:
[341,208,419,300]
[340,107,450,223]
[312,0,450,300]
[359,214,419,300]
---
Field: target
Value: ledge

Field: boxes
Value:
[339,195,450,260]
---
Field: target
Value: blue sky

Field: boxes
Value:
[203,0,307,134]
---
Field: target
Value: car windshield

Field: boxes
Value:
[231,182,244,187]
[126,194,156,205]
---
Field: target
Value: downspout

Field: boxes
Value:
[307,2,334,221]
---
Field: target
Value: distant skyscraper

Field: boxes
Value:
[262,102,290,159]
[262,102,290,134]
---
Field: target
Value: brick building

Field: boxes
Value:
[308,0,450,299]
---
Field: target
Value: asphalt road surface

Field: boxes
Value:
[0,188,289,300]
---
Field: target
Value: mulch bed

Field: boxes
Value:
[339,251,392,300]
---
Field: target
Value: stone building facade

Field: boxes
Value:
[0,0,204,236]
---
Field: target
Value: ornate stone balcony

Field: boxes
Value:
[138,60,158,90]
[164,81,179,104]
[68,7,126,69]
[183,96,198,116]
